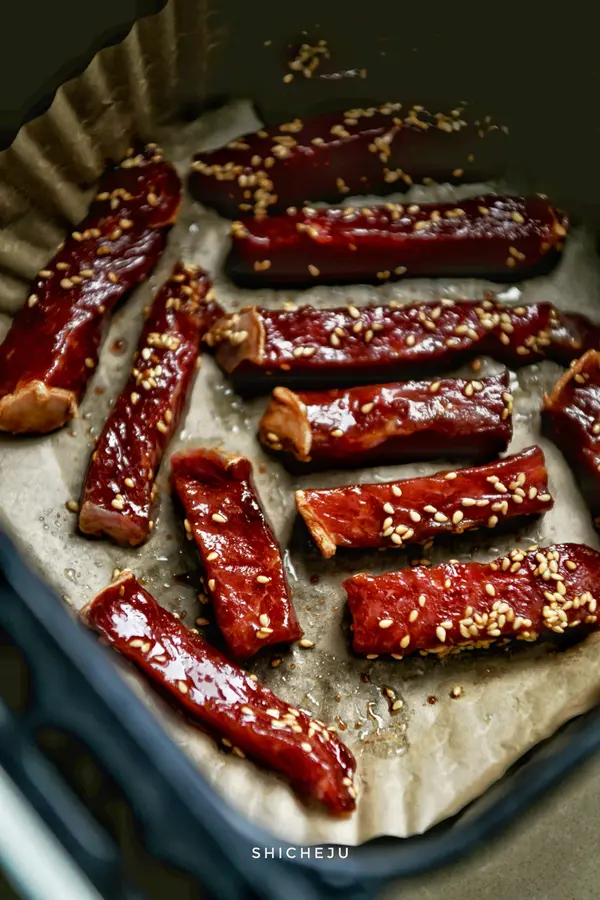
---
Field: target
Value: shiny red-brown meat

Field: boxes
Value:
[345,542,600,657]
[297,445,552,558]
[83,572,356,814]
[78,264,222,547]
[543,350,600,528]
[208,299,600,394]
[188,103,506,218]
[259,372,513,471]
[0,145,181,434]
[227,196,566,287]
[170,448,302,659]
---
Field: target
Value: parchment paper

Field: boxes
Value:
[2,27,600,844]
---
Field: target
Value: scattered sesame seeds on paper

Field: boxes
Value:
[2,100,600,845]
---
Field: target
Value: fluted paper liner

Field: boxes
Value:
[1,0,600,846]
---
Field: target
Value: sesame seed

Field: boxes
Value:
[436,626,447,642]
[379,619,393,629]
[392,485,403,497]
[206,551,218,561]
[259,613,270,627]
[419,594,426,607]
[157,421,168,434]
[452,510,464,524]
[392,699,404,710]
[400,634,411,648]
[361,402,374,414]
[111,497,125,510]
[208,579,216,591]
[485,583,496,597]
[434,512,448,523]
[212,513,227,523]
[27,294,38,308]
[177,681,189,694]
[299,639,314,648]
[66,499,79,513]
[409,510,421,523]
[256,575,271,584]
[308,264,320,276]
[488,515,499,528]
[124,477,134,488]
[383,502,394,515]
[391,533,403,545]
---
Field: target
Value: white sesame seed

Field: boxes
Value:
[452,510,464,524]
[419,594,426,607]
[409,609,419,622]
[392,485,403,497]
[177,681,189,694]
[392,699,404,710]
[299,639,314,648]
[379,619,393,629]
[485,583,496,597]
[436,626,447,642]
[212,513,228,523]
[259,614,270,627]
[256,575,271,584]
[206,551,218,561]
[400,634,410,648]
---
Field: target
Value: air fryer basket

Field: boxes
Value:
[2,1,600,897]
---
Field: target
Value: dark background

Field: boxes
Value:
[0,0,599,221]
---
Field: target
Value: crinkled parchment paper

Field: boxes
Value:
[3,93,600,846]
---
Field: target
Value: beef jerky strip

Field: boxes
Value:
[259,371,512,472]
[297,445,551,558]
[227,195,566,287]
[83,572,356,814]
[0,144,181,434]
[344,542,600,658]
[208,299,600,394]
[78,263,222,547]
[171,448,302,659]
[543,350,600,528]
[189,102,506,218]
